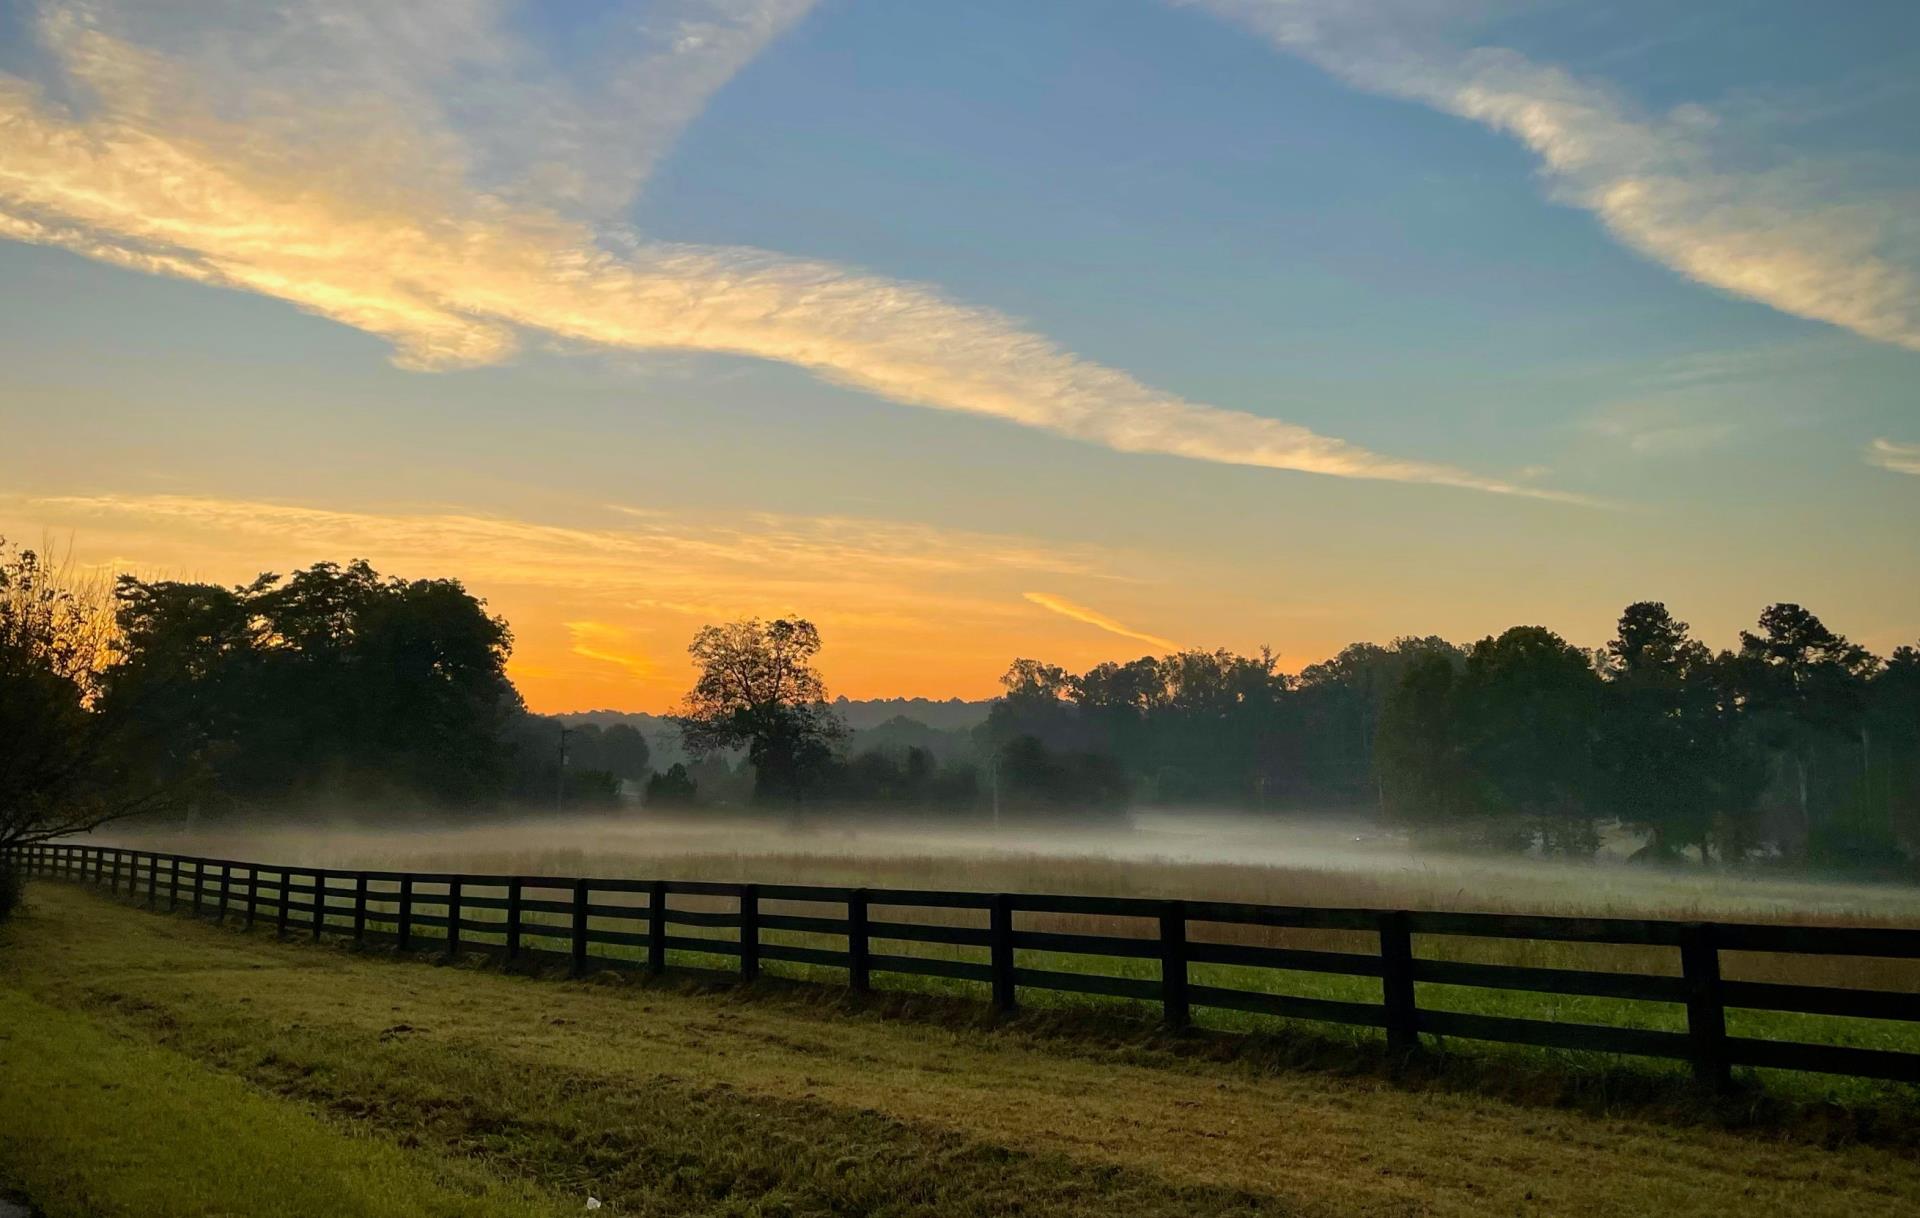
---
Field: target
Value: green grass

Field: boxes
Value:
[94,863,1920,1108]
[0,988,573,1218]
[10,881,1920,1216]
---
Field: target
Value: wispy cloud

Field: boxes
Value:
[0,2,1556,498]
[1191,0,1920,352]
[564,621,653,677]
[13,491,1112,632]
[1023,592,1181,653]
[1867,438,1920,476]
[1583,398,1736,457]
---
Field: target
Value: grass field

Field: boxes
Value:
[86,817,1920,1107]
[6,882,1920,1216]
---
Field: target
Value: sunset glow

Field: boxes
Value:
[3,1,1915,712]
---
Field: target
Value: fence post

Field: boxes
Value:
[1379,910,1418,1059]
[146,855,157,909]
[311,871,326,941]
[192,860,205,917]
[216,864,231,924]
[397,875,413,950]
[505,879,523,962]
[847,889,871,994]
[446,878,463,958]
[275,869,289,937]
[1160,900,1190,1029]
[647,880,667,975]
[990,894,1017,1014]
[244,866,258,929]
[353,874,368,946]
[738,884,760,983]
[571,879,589,978]
[108,849,120,896]
[1682,922,1731,1092]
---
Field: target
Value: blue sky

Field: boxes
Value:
[0,0,1915,709]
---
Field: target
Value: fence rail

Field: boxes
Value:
[10,843,1920,1088]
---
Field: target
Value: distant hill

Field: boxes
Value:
[828,697,992,732]
[555,698,993,769]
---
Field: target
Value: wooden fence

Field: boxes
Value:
[12,843,1920,1088]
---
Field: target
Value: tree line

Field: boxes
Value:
[4,540,1916,872]
[975,603,1919,867]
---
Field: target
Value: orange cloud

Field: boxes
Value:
[1023,592,1181,653]
[5,490,1141,712]
[564,621,652,678]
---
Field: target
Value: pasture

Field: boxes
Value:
[57,815,1920,1103]
[7,882,1920,1217]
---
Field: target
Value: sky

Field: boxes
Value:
[0,0,1916,713]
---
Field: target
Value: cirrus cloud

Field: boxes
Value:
[1867,438,1920,476]
[0,1,1564,499]
[1190,0,1920,353]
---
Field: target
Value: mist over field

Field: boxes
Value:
[102,807,1920,924]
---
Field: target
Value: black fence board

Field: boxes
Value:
[1416,1010,1691,1059]
[1726,1036,1920,1083]
[1188,941,1384,978]
[760,943,851,969]
[1011,930,1160,959]
[1188,984,1386,1027]
[1411,959,1686,1002]
[868,953,994,983]
[1721,980,1920,1022]
[867,920,991,948]
[1014,967,1161,1002]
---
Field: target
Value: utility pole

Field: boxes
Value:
[557,723,571,814]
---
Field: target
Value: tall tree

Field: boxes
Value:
[676,618,846,803]
[1863,644,1920,858]
[1299,637,1463,807]
[1735,604,1878,857]
[1455,626,1605,855]
[1595,603,1720,859]
[1375,649,1475,825]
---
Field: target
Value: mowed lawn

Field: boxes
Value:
[4,887,1920,1217]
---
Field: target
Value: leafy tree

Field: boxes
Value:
[676,618,847,803]
[1299,637,1463,806]
[1375,649,1474,824]
[592,723,652,781]
[644,763,699,809]
[981,659,1083,752]
[1735,604,1878,857]
[1594,603,1721,859]
[0,541,163,848]
[996,735,1130,813]
[1455,626,1605,854]
[101,559,519,812]
[1867,645,1920,852]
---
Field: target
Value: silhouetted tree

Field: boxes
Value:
[1594,603,1722,860]
[1299,637,1463,806]
[1735,604,1878,858]
[1868,645,1920,853]
[644,763,699,808]
[1456,627,1605,854]
[0,541,164,848]
[1375,649,1474,825]
[101,559,519,813]
[676,618,847,803]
